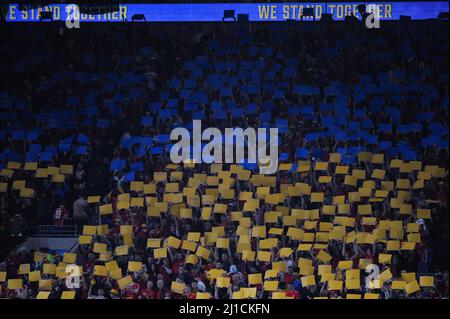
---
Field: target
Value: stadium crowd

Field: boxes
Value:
[0,18,448,299]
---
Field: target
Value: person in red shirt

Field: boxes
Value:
[285,283,301,299]
[284,266,296,286]
[155,279,168,299]
[138,281,155,299]
[171,252,184,274]
[135,224,149,253]
[54,204,69,226]
[184,286,197,299]
[124,282,140,299]
[157,259,172,284]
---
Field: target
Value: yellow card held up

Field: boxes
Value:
[364,293,380,299]
[196,292,211,299]
[78,235,92,245]
[63,253,77,264]
[24,162,38,170]
[60,165,74,175]
[105,260,119,272]
[128,261,143,272]
[248,273,263,285]
[196,246,211,260]
[263,280,278,292]
[405,280,420,295]
[28,270,41,282]
[242,250,256,262]
[83,225,97,235]
[94,265,108,277]
[61,291,76,299]
[147,238,161,248]
[328,280,343,291]
[118,276,133,289]
[217,276,231,288]
[337,260,353,270]
[392,281,406,290]
[216,238,230,249]
[154,248,167,259]
[115,245,129,256]
[168,236,182,249]
[315,162,329,171]
[43,264,56,275]
[93,242,107,253]
[181,240,197,252]
[99,204,113,215]
[419,276,434,287]
[346,279,361,290]
[279,247,293,258]
[335,166,349,175]
[18,263,30,275]
[257,251,272,263]
[36,291,51,299]
[316,250,332,263]
[378,254,392,264]
[39,279,53,291]
[310,192,324,203]
[301,275,316,287]
[8,279,23,289]
[329,153,341,163]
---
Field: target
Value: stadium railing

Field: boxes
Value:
[26,225,78,238]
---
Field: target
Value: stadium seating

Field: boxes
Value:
[0,19,448,299]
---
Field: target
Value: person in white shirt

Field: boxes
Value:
[73,194,88,233]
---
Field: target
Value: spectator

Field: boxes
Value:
[8,214,26,236]
[73,194,88,233]
[0,17,448,300]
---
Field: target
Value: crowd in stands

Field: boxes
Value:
[0,18,448,299]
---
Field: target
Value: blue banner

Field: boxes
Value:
[5,2,449,22]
